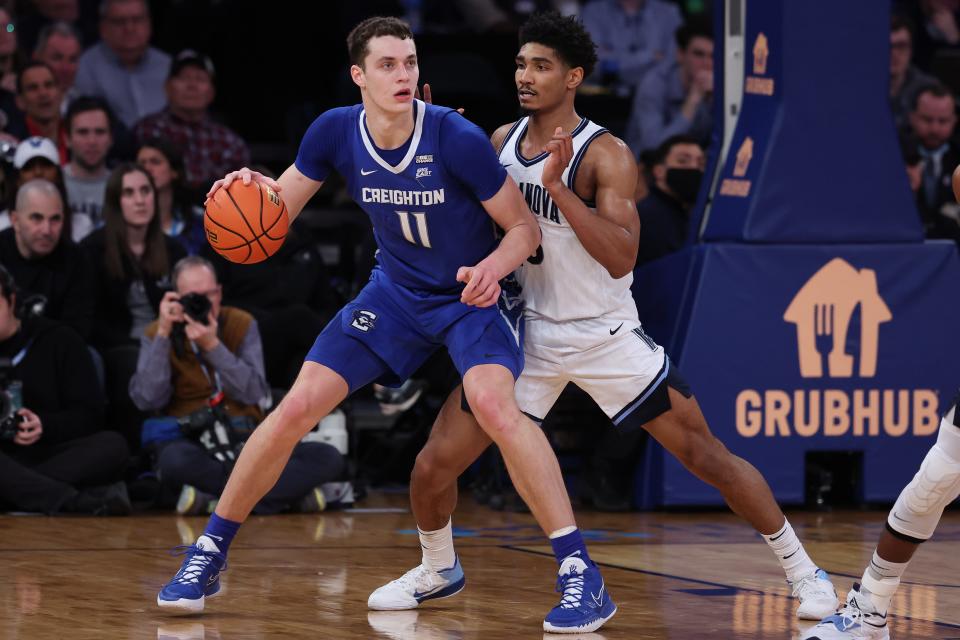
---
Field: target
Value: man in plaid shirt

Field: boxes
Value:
[133,50,250,196]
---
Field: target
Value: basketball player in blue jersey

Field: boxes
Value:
[155,16,615,630]
[370,12,839,632]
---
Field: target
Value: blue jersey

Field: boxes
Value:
[295,100,507,291]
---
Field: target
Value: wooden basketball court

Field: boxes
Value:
[3,494,960,639]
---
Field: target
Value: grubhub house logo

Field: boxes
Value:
[736,258,938,438]
[746,32,774,96]
[783,258,890,378]
[719,137,754,197]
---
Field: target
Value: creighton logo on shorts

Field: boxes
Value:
[351,310,377,332]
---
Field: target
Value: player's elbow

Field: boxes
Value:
[606,262,633,280]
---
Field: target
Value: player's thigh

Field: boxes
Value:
[514,347,567,423]
[305,307,397,394]
[642,386,721,465]
[416,385,492,480]
[568,329,672,429]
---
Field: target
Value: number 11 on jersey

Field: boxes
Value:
[396,210,432,248]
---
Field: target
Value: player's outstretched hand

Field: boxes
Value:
[206,167,282,203]
[457,265,501,308]
[416,83,465,114]
[542,126,573,189]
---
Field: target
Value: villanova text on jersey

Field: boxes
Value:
[295,99,508,292]
[518,181,560,224]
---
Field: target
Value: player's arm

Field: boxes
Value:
[542,129,639,278]
[475,176,541,279]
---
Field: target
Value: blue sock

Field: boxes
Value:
[550,528,591,566]
[202,512,241,554]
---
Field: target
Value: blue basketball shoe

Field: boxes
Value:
[367,556,466,610]
[543,553,617,633]
[157,535,227,613]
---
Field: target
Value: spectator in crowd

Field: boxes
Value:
[63,96,114,241]
[580,0,683,95]
[0,179,94,340]
[74,0,170,128]
[890,15,935,130]
[16,0,96,56]
[902,0,960,69]
[0,7,25,95]
[134,50,250,194]
[10,62,67,161]
[135,138,205,255]
[82,162,185,351]
[901,132,925,197]
[129,256,344,515]
[32,21,83,111]
[0,137,70,234]
[626,20,714,158]
[202,227,341,389]
[635,135,705,265]
[82,162,184,444]
[0,264,130,515]
[907,82,960,241]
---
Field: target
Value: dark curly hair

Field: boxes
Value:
[519,11,598,78]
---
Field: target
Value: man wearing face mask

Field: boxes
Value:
[636,135,705,265]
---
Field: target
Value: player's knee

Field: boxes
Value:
[272,391,320,438]
[465,388,517,438]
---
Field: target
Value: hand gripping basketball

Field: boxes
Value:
[204,179,289,264]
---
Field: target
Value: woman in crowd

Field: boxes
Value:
[82,163,185,444]
[136,138,206,255]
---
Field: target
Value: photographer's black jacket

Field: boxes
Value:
[0,316,105,446]
[0,228,96,340]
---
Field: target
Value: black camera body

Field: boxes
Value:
[178,292,211,325]
[0,357,24,442]
[177,403,241,466]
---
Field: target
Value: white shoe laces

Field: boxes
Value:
[390,564,441,594]
[793,571,833,601]
[557,571,585,609]
[171,545,221,586]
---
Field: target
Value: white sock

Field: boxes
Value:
[762,518,819,583]
[419,519,456,572]
[860,550,908,615]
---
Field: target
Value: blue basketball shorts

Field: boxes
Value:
[305,268,524,392]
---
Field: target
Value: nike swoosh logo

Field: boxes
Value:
[892,511,911,523]
[206,534,223,541]
[591,584,605,607]
[502,163,512,168]
[361,169,377,176]
[609,323,623,335]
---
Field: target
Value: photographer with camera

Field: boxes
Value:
[0,264,131,515]
[129,256,344,515]
[0,178,95,340]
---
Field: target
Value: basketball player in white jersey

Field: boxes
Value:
[369,11,839,630]
[800,170,960,640]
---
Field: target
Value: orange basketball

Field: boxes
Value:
[204,180,289,264]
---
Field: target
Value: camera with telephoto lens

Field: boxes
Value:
[0,357,25,441]
[177,403,241,467]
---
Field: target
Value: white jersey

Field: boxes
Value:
[499,116,640,326]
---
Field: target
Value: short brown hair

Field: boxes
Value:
[347,16,413,68]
